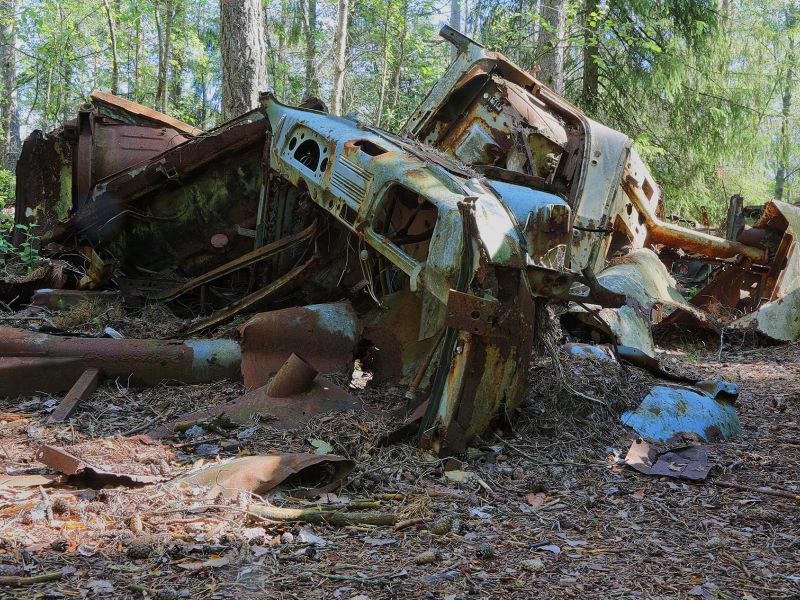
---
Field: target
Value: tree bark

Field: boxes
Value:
[0,0,19,169]
[101,0,119,95]
[390,0,409,111]
[162,0,174,111]
[220,0,267,120]
[277,0,288,100]
[776,8,797,202]
[538,0,566,94]
[330,0,350,115]
[133,14,142,101]
[581,0,599,113]
[154,0,165,110]
[301,0,318,99]
[376,11,391,127]
[169,0,185,113]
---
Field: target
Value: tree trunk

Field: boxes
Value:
[277,0,288,100]
[538,0,566,94]
[376,12,391,127]
[390,0,409,111]
[133,15,142,101]
[330,0,350,116]
[0,0,19,169]
[581,0,599,113]
[102,0,119,95]
[161,0,174,112]
[220,0,267,120]
[301,0,318,99]
[775,26,796,202]
[154,1,165,110]
[169,0,185,113]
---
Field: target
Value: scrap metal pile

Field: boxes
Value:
[3,27,798,456]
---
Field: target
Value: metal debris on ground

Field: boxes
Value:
[621,384,741,443]
[624,438,713,481]
[34,444,167,488]
[170,453,354,498]
[0,27,795,462]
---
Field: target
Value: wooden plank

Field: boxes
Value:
[47,368,100,423]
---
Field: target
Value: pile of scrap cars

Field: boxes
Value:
[3,27,799,489]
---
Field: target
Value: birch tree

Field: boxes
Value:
[0,0,18,168]
[330,0,350,115]
[537,0,566,93]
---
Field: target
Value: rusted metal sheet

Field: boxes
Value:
[266,353,318,397]
[47,368,100,423]
[43,113,266,248]
[362,289,439,386]
[570,249,718,358]
[170,453,354,498]
[92,123,189,180]
[12,129,72,245]
[0,328,241,396]
[150,354,364,437]
[240,302,360,389]
[34,444,167,487]
[90,91,202,136]
[625,439,712,481]
[444,290,499,337]
[15,92,200,245]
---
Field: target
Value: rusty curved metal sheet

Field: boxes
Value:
[170,453,354,498]
[570,249,718,358]
[91,91,202,136]
[239,302,361,389]
[35,444,167,488]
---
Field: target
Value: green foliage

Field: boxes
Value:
[6,0,798,226]
[0,223,41,277]
[0,168,14,236]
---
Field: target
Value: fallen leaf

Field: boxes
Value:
[364,537,396,546]
[469,508,492,520]
[178,556,230,570]
[526,493,546,509]
[444,470,472,483]
[86,579,114,594]
[298,527,328,547]
[308,439,334,455]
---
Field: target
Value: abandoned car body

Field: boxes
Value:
[405,27,800,353]
[4,26,799,454]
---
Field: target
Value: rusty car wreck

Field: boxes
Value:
[3,26,798,455]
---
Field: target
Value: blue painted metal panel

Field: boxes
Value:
[485,180,568,227]
[621,385,741,442]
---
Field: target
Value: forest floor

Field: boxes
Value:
[0,305,798,599]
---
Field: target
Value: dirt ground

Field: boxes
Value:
[1,319,798,599]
